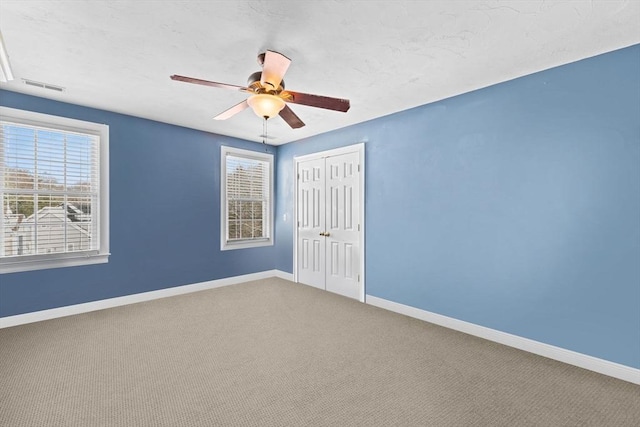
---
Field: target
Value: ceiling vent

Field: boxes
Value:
[22,78,65,92]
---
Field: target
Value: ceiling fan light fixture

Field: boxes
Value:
[171,49,349,129]
[247,94,285,119]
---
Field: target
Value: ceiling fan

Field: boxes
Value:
[170,50,350,129]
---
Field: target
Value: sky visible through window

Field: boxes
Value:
[3,124,93,190]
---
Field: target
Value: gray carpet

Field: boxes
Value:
[0,277,638,426]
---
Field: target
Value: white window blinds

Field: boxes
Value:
[0,119,100,259]
[221,146,273,250]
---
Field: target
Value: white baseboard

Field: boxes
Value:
[0,270,292,329]
[366,295,640,385]
[274,270,294,281]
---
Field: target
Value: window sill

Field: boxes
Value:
[0,253,110,274]
[221,239,273,251]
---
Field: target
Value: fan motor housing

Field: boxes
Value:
[247,71,284,92]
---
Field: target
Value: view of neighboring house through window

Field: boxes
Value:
[221,146,273,250]
[0,107,109,273]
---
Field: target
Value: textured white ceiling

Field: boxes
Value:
[0,1,638,145]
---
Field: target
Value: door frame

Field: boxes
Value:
[293,143,366,302]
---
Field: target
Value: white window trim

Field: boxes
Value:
[220,146,273,251]
[0,106,109,274]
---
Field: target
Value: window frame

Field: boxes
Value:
[220,146,273,251]
[0,106,109,273]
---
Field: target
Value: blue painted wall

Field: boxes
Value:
[275,45,640,368]
[0,90,277,317]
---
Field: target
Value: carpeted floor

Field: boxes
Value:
[0,277,638,426]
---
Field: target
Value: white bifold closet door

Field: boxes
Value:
[297,150,361,300]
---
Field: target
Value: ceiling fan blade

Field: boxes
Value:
[283,90,350,112]
[213,100,250,120]
[279,104,305,129]
[170,75,251,92]
[260,50,291,90]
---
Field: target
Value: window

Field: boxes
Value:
[221,146,273,250]
[0,107,109,273]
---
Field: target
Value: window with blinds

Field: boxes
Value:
[0,107,109,273]
[221,146,273,250]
